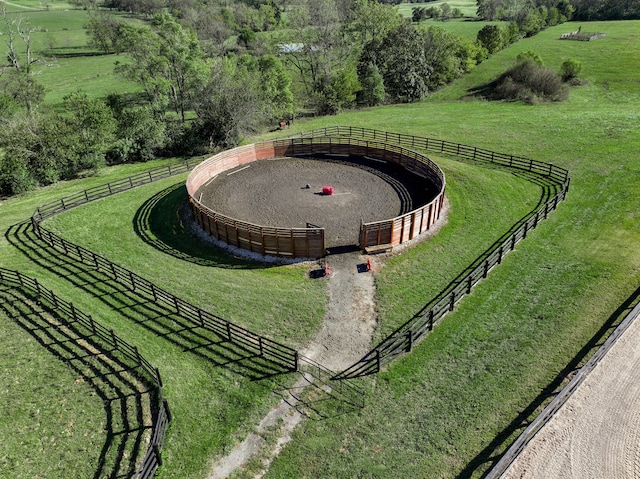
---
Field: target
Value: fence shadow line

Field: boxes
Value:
[5,221,294,381]
[0,286,153,479]
[132,183,272,270]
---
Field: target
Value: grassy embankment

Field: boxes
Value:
[1,6,638,479]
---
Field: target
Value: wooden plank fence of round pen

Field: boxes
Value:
[0,268,170,479]
[289,127,570,380]
[186,136,446,257]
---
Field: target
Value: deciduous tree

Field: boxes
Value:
[115,12,210,122]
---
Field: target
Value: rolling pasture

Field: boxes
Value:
[0,4,638,478]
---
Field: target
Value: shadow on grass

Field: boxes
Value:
[0,285,154,479]
[458,283,640,478]
[146,155,440,258]
[272,369,365,421]
[132,183,273,270]
[410,163,565,323]
[5,221,294,381]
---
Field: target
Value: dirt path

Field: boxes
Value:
[502,306,640,479]
[207,252,378,478]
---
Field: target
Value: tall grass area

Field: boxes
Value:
[0,16,638,479]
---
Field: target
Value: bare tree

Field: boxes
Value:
[0,5,50,112]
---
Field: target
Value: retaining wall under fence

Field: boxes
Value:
[186,138,446,258]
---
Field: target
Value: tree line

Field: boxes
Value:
[476,0,638,22]
[0,0,584,196]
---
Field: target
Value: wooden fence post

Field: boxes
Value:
[134,345,142,365]
[163,398,172,422]
[428,310,434,330]
[483,260,489,278]
[70,302,77,322]
[110,329,118,349]
[467,276,473,294]
[153,444,163,466]
[376,350,381,372]
[449,292,456,311]
[406,329,412,352]
[155,367,163,388]
[173,296,180,314]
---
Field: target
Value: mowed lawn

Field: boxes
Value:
[0,16,638,479]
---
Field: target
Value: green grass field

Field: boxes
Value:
[2,7,143,106]
[1,8,639,479]
[0,0,75,12]
[398,0,479,19]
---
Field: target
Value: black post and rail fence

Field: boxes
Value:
[13,126,572,476]
[25,126,570,427]
[296,126,569,187]
[294,127,572,380]
[30,160,300,374]
[0,267,171,479]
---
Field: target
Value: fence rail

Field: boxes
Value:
[295,126,569,184]
[0,268,171,479]
[30,161,299,374]
[294,128,572,379]
[485,300,640,478]
[33,159,201,222]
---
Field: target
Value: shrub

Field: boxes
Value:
[477,24,503,54]
[561,58,582,81]
[491,60,568,103]
[516,50,544,65]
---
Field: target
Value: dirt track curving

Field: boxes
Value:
[502,309,640,479]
